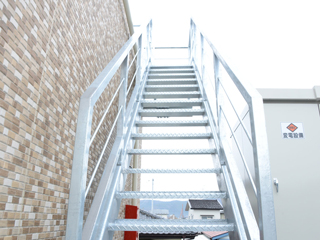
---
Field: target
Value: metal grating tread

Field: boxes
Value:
[127,148,216,155]
[148,74,196,79]
[116,191,227,199]
[150,65,193,69]
[122,168,222,174]
[141,99,203,108]
[139,109,205,117]
[145,84,199,88]
[108,219,234,232]
[141,99,203,103]
[139,109,204,113]
[149,70,195,74]
[144,85,199,92]
[144,91,200,95]
[147,79,197,85]
[135,119,208,127]
[143,92,201,99]
[131,133,212,140]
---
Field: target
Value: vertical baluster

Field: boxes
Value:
[192,22,197,65]
[136,35,143,85]
[189,20,194,62]
[214,53,220,129]
[145,24,149,63]
[118,56,129,193]
[190,20,194,62]
[188,20,191,61]
[146,23,151,63]
[66,100,93,240]
[118,56,129,137]
[200,33,205,80]
[149,20,153,63]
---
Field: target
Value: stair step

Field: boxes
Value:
[149,69,195,74]
[147,79,197,85]
[145,85,199,92]
[139,109,205,117]
[127,148,216,155]
[148,74,196,79]
[150,65,193,69]
[122,168,221,174]
[141,99,203,108]
[131,133,212,140]
[143,91,201,99]
[108,219,234,232]
[116,191,227,199]
[135,119,208,127]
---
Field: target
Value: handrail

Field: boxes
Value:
[66,19,152,240]
[190,18,277,240]
[219,80,253,145]
[191,19,253,102]
[81,19,150,105]
[85,106,123,197]
[220,107,257,197]
[89,78,125,146]
[127,67,139,95]
[128,48,140,71]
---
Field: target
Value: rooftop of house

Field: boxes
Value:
[139,232,199,239]
[186,199,223,211]
[203,231,229,239]
[139,209,163,219]
[153,209,170,215]
[139,209,198,239]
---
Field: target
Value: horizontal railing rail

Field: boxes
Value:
[189,18,277,240]
[66,19,152,240]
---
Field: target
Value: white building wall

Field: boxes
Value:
[157,214,168,219]
[188,209,220,219]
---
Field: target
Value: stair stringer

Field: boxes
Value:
[194,64,259,240]
[82,65,150,240]
[82,137,123,240]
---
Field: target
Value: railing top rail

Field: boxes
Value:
[191,18,262,104]
[81,19,152,106]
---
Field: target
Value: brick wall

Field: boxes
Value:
[0,0,138,239]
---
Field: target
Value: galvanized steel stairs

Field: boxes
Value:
[106,65,235,234]
[68,19,277,240]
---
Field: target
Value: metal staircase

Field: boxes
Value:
[66,19,277,240]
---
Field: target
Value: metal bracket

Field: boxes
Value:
[273,178,279,192]
[117,149,123,166]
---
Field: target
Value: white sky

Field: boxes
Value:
[128,0,320,193]
[129,0,320,89]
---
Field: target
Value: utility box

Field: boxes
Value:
[232,86,320,239]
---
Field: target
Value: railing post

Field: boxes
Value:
[188,19,192,61]
[66,101,93,240]
[190,20,194,62]
[200,33,205,80]
[146,23,151,63]
[136,35,143,85]
[148,20,153,63]
[213,53,220,128]
[189,20,195,63]
[249,99,277,240]
[118,56,129,136]
[192,22,197,64]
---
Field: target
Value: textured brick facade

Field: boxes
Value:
[0,0,138,239]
